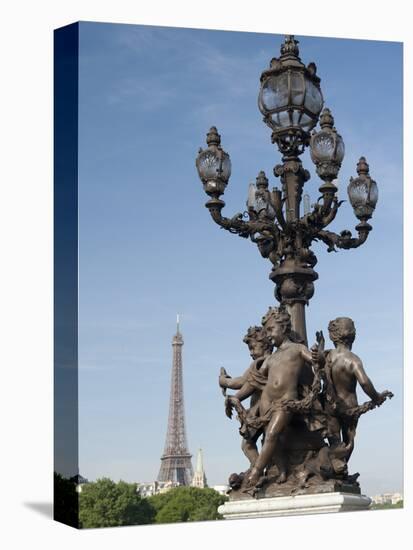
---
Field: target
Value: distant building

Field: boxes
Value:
[137,480,180,498]
[372,492,403,505]
[191,448,208,488]
[212,485,230,496]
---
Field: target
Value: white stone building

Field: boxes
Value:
[371,492,403,505]
[137,480,180,497]
[212,485,230,496]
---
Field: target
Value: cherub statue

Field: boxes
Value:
[323,317,393,462]
[242,307,319,488]
[219,325,273,467]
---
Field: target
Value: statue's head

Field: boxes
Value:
[228,472,244,490]
[328,317,356,348]
[262,306,291,347]
[243,325,273,359]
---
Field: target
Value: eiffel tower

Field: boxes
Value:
[157,316,193,485]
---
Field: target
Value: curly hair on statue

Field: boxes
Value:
[243,325,273,352]
[261,306,291,332]
[328,317,356,346]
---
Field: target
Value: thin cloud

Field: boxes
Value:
[104,26,268,111]
[106,76,177,110]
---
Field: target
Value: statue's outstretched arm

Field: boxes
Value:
[352,357,381,402]
[233,381,257,402]
[219,367,250,390]
[225,375,248,390]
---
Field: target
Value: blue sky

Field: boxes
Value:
[77,22,403,496]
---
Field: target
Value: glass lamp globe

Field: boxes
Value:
[347,157,378,220]
[258,36,324,137]
[310,108,345,181]
[196,127,231,197]
[310,109,344,163]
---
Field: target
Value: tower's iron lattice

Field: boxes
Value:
[157,317,193,485]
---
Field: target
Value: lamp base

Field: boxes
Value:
[218,492,371,519]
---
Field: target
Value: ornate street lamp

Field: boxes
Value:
[195,35,378,345]
[196,35,395,510]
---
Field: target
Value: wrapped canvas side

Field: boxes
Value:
[54,22,80,529]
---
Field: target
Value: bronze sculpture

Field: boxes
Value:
[219,325,273,467]
[196,35,393,504]
[323,318,392,463]
[220,311,392,498]
[244,307,317,488]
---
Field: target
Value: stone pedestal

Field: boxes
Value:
[218,492,371,519]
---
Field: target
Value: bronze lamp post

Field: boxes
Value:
[196,35,378,345]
